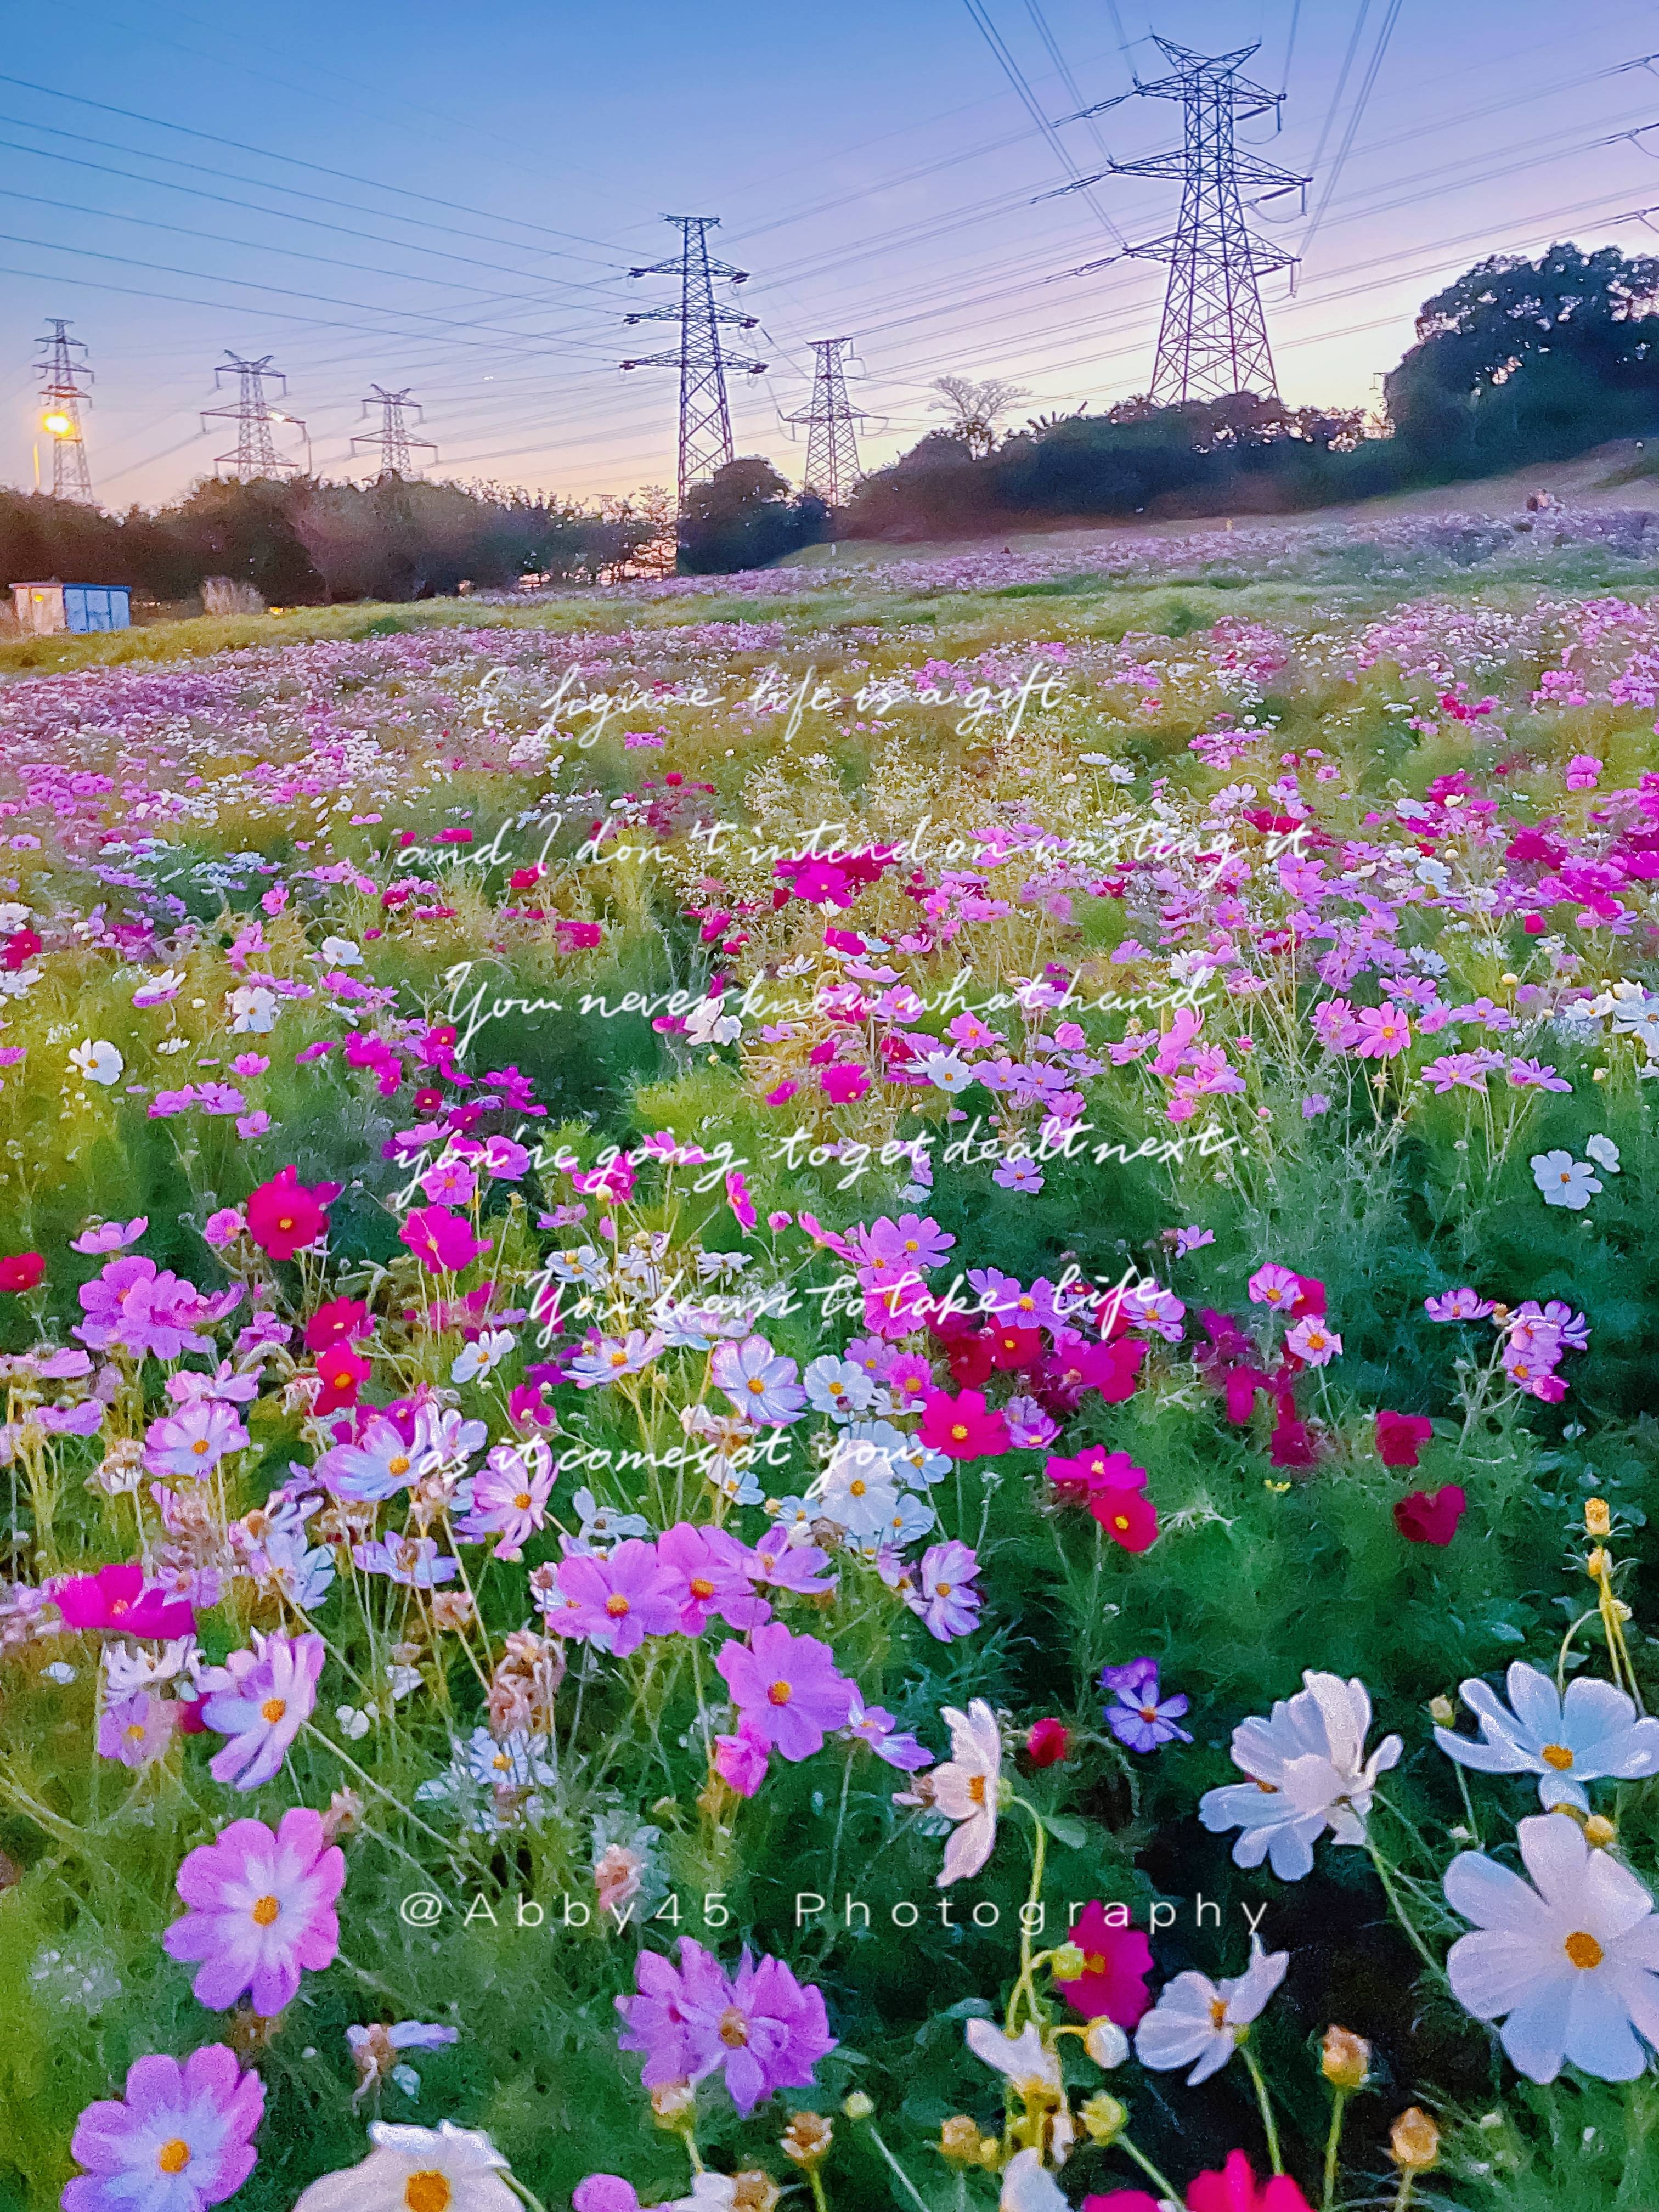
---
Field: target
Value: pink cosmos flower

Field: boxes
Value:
[97,1691,179,1769]
[547,1540,680,1656]
[62,2044,264,2212]
[76,1257,240,1363]
[54,1561,196,1640]
[143,1399,250,1481]
[616,1938,835,2119]
[716,1621,854,1761]
[1425,1287,1496,1322]
[313,1413,420,1502]
[820,1063,871,1104]
[745,1525,838,1597]
[455,1441,556,1561]
[163,1807,345,2016]
[1247,1264,1300,1311]
[725,1170,757,1232]
[199,1630,325,1791]
[909,1541,983,1641]
[709,1334,808,1424]
[657,1522,771,1635]
[70,1216,148,1256]
[1285,1316,1342,1366]
[399,1204,489,1273]
[713,1721,771,1796]
[1354,1002,1410,1058]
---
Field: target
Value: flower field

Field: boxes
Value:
[3,508,1659,2212]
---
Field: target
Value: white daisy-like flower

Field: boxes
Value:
[69,1038,123,1086]
[998,2150,1071,2212]
[813,1437,900,1539]
[450,1329,516,1386]
[1531,1150,1601,1209]
[1433,1662,1659,1811]
[1133,1936,1290,2084]
[926,1697,1003,1887]
[1446,1813,1659,2083]
[1584,1133,1621,1175]
[292,2120,517,2211]
[1199,1671,1402,1881]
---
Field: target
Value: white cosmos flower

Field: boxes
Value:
[1199,1671,1402,1881]
[291,2120,518,2211]
[228,984,279,1032]
[1584,1133,1621,1174]
[69,1038,123,1086]
[1446,1813,1659,2083]
[927,1697,1003,1887]
[1531,1150,1601,1209]
[1134,1936,1289,2084]
[814,1437,901,1539]
[319,936,363,966]
[450,1329,516,1386]
[965,2018,1062,2098]
[1434,1662,1659,1811]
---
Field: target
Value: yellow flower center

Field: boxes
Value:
[1565,1929,1604,1970]
[1209,1997,1229,2030]
[514,1492,533,1510]
[849,1479,867,1498]
[690,1577,715,1600]
[719,2006,751,2047]
[747,1376,767,1394]
[950,1424,969,1442]
[768,1679,793,1706]
[604,1594,631,1617]
[967,1773,987,1806]
[191,1438,211,1456]
[126,1722,146,1741]
[405,2176,453,2212]
[935,1582,952,1597]
[1112,1514,1131,1533]
[388,1455,410,1477]
[1542,1743,1574,1771]
[157,2138,191,2175]
[276,1215,295,1233]
[251,1894,280,1927]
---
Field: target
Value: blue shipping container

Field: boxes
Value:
[63,584,130,633]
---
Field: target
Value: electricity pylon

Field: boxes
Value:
[621,216,767,509]
[201,354,306,480]
[34,320,94,504]
[1058,39,1308,403]
[352,386,438,478]
[784,339,870,506]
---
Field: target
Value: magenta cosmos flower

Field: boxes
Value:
[63,2044,264,2212]
[199,1630,325,1791]
[164,1808,345,2016]
[54,1561,196,1641]
[656,1521,770,1635]
[399,1203,488,1273]
[617,1937,835,2117]
[716,1621,854,1760]
[548,1539,680,1656]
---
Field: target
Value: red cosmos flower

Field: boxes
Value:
[946,1333,996,1388]
[1288,1274,1326,1317]
[1395,1484,1467,1547]
[1046,1448,1147,1506]
[1375,1409,1435,1469]
[245,1166,335,1260]
[53,1561,196,1640]
[1090,1487,1159,1553]
[400,1204,490,1274]
[988,1322,1043,1372]
[0,1252,45,1293]
[1186,2151,1313,2212]
[1054,1903,1153,2026]
[303,1297,371,1355]
[1025,1718,1071,1768]
[509,865,543,890]
[314,1342,372,1413]
[918,1387,1009,1460]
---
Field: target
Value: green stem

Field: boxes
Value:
[1367,1834,1440,1973]
[864,2125,930,2212]
[1241,2042,1283,2176]
[1118,2131,1184,2205]
[1323,2089,1349,2212]
[808,2167,830,2212]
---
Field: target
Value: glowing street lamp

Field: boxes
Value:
[42,410,73,437]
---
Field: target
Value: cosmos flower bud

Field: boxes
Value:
[1427,1695,1456,1727]
[1584,1814,1617,1848]
[650,2081,696,2130]
[1084,2018,1129,2069]
[781,2112,833,2168]
[1389,2107,1441,2169]
[1585,1498,1611,1537]
[937,2116,983,2165]
[1079,2091,1127,2143]
[1051,1943,1087,1980]
[732,2173,781,2212]
[1587,1547,1610,1578]
[1321,2025,1370,2090]
[842,2092,874,2121]
[1025,1717,1071,1767]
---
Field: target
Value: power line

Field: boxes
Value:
[960,0,1126,245]
[1299,0,1405,264]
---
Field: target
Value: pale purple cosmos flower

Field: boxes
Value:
[709,1335,808,1424]
[615,1936,733,2088]
[76,1258,240,1362]
[70,1216,149,1257]
[844,1695,933,1771]
[351,1536,459,1588]
[199,1629,325,1791]
[716,1621,854,1760]
[313,1414,419,1502]
[909,1542,983,1641]
[617,1939,835,2118]
[455,1440,556,1561]
[1103,1657,1193,1752]
[143,1399,250,1481]
[164,1807,345,2016]
[1513,1298,1590,1353]
[656,1522,771,1635]
[97,1691,178,1769]
[746,1524,837,1597]
[63,2044,264,2212]
[1424,1288,1497,1322]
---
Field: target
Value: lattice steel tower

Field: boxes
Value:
[352,386,438,478]
[1063,39,1308,404]
[201,354,305,480]
[785,339,870,506]
[34,319,94,504]
[621,216,767,509]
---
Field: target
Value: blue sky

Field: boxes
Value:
[1,0,1656,507]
